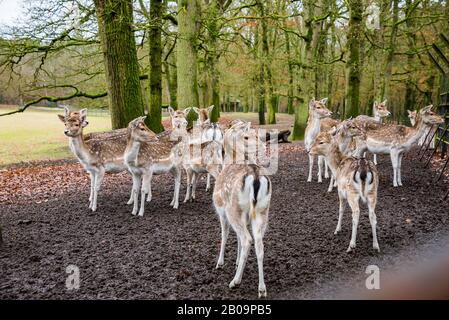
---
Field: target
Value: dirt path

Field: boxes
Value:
[1,143,449,299]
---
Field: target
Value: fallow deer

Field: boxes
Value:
[58,107,130,212]
[214,122,271,298]
[408,109,436,148]
[310,131,380,253]
[304,97,334,183]
[315,120,366,192]
[355,105,444,187]
[124,117,183,216]
[355,100,391,164]
[192,105,224,191]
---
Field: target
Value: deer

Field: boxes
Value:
[316,120,367,192]
[354,100,391,165]
[310,128,380,253]
[214,121,271,298]
[304,97,335,183]
[407,109,436,148]
[168,106,224,198]
[124,117,183,216]
[192,105,224,191]
[58,107,131,212]
[355,105,444,187]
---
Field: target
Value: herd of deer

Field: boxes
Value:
[58,98,444,298]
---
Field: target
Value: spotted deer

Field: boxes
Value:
[214,122,271,298]
[304,97,335,183]
[192,105,224,191]
[354,100,391,164]
[58,107,130,212]
[407,109,436,148]
[314,120,366,192]
[124,117,183,216]
[310,131,380,252]
[167,107,224,201]
[355,105,444,187]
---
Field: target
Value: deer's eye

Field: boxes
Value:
[244,137,249,140]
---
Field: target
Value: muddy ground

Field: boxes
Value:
[1,143,449,299]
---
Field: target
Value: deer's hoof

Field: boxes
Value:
[229,279,240,289]
[258,285,267,298]
[347,242,356,252]
[373,243,380,252]
[216,262,224,269]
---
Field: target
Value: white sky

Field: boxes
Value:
[0,0,24,25]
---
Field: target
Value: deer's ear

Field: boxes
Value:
[168,106,175,117]
[193,107,200,114]
[58,114,65,123]
[184,107,192,116]
[308,97,316,110]
[320,98,328,105]
[382,99,387,105]
[407,109,412,115]
[373,101,378,109]
[64,106,70,117]
[207,105,214,113]
[79,109,88,127]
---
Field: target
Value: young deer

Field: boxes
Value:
[310,131,380,252]
[58,107,129,211]
[304,97,335,183]
[167,106,223,199]
[407,109,436,148]
[355,100,391,164]
[316,120,366,192]
[124,117,183,216]
[355,105,444,187]
[214,123,271,298]
[192,105,224,191]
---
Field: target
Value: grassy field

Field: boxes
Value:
[0,105,112,166]
[0,106,295,166]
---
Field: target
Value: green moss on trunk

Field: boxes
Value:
[94,0,144,129]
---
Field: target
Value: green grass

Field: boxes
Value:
[0,106,112,166]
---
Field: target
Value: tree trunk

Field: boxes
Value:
[94,0,144,129]
[345,0,363,118]
[164,55,178,109]
[177,0,200,125]
[147,0,164,133]
[256,0,276,124]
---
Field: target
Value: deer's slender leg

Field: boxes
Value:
[183,169,192,203]
[324,158,329,179]
[373,154,378,165]
[146,170,153,202]
[88,171,95,209]
[251,208,268,298]
[307,153,314,182]
[206,174,211,192]
[235,236,241,267]
[317,156,323,183]
[229,217,252,289]
[397,153,403,186]
[191,172,198,201]
[127,189,134,205]
[335,190,346,235]
[131,174,141,215]
[171,166,181,209]
[88,172,94,205]
[346,194,360,252]
[91,167,105,212]
[390,151,399,187]
[138,171,152,217]
[327,174,334,192]
[367,196,379,252]
[216,208,229,269]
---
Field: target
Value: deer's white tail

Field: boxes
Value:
[240,172,270,220]
[353,158,374,203]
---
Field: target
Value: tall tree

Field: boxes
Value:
[141,0,165,133]
[94,0,145,129]
[177,0,200,125]
[345,0,363,118]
